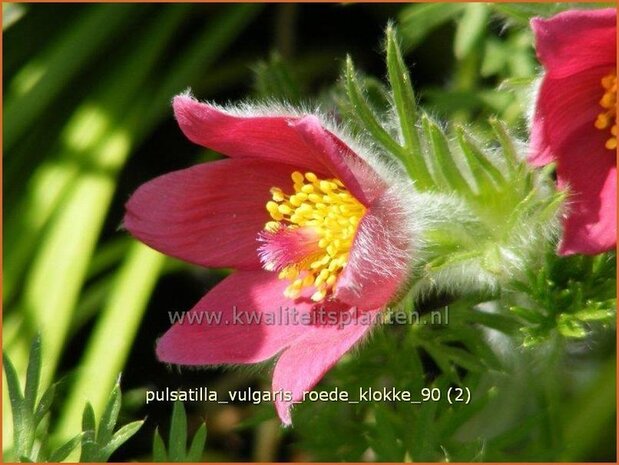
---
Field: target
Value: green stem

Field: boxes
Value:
[54,244,164,443]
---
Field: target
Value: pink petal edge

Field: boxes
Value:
[335,190,411,309]
[156,271,315,365]
[173,95,387,207]
[531,8,616,79]
[272,307,380,425]
[125,158,298,270]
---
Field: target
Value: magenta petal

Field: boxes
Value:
[528,107,556,167]
[291,115,385,205]
[156,271,313,365]
[125,158,295,270]
[529,65,612,162]
[335,191,410,309]
[173,96,387,207]
[555,126,616,255]
[174,96,335,177]
[272,307,379,425]
[531,8,616,79]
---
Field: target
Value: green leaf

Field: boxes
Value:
[437,344,486,372]
[408,379,444,460]
[81,402,96,433]
[186,423,207,462]
[345,56,411,164]
[557,314,588,339]
[455,126,505,191]
[48,433,83,462]
[99,420,144,460]
[454,328,503,371]
[454,3,490,59]
[436,385,495,438]
[168,400,188,461]
[3,352,25,419]
[33,384,56,427]
[369,406,406,461]
[510,306,547,324]
[98,383,122,446]
[489,117,519,172]
[152,428,168,462]
[463,308,520,335]
[385,25,432,187]
[574,307,615,322]
[24,334,42,413]
[80,403,97,462]
[421,115,471,194]
[3,351,31,457]
[418,342,460,384]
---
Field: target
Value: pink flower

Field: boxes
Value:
[529,8,617,255]
[124,95,414,424]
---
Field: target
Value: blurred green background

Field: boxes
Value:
[3,3,615,462]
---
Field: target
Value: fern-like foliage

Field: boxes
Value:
[2,335,143,462]
[343,25,564,301]
[79,382,144,462]
[2,335,83,462]
[152,400,207,462]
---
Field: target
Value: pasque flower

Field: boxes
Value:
[124,95,417,424]
[529,8,617,255]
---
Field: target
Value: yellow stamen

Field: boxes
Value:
[595,71,617,151]
[264,171,366,301]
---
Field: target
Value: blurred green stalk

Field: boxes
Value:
[54,243,164,444]
[4,4,140,151]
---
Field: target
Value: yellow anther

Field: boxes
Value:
[289,195,303,207]
[595,71,617,151]
[278,204,292,215]
[279,267,298,280]
[265,221,279,232]
[305,172,318,182]
[266,201,279,213]
[311,289,327,302]
[319,180,333,192]
[302,274,315,287]
[262,170,366,301]
[270,187,285,202]
[266,201,284,221]
[291,171,304,184]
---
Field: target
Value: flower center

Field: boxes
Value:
[594,72,617,150]
[260,171,366,302]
